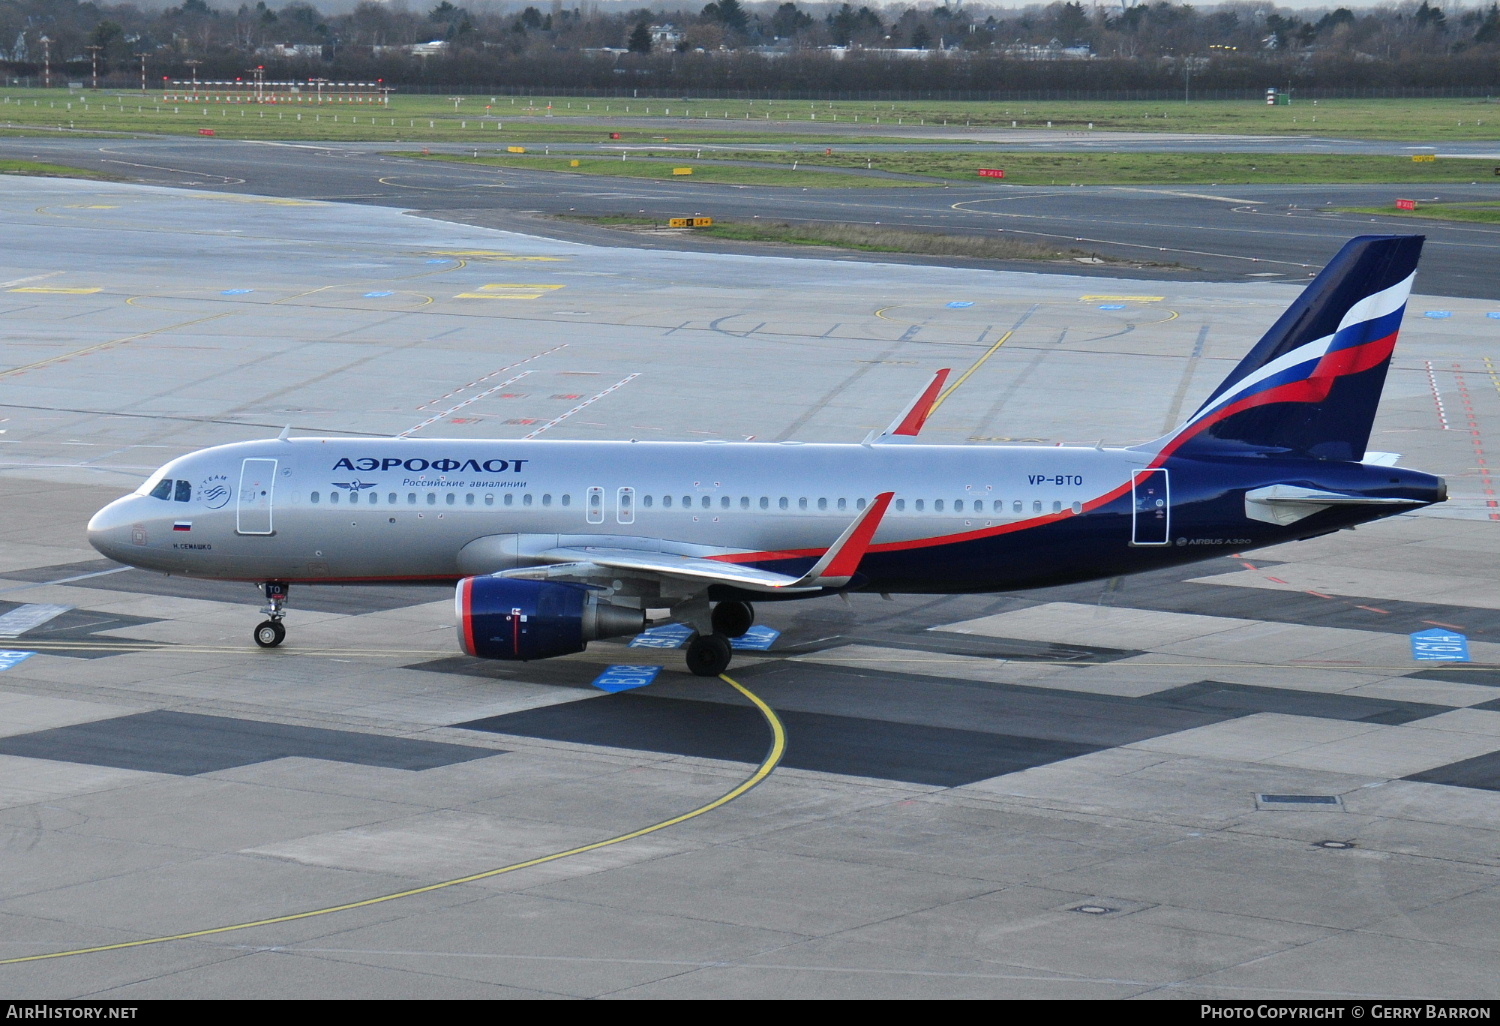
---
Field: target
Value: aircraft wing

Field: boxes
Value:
[492,492,896,594]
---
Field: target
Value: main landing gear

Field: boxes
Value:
[254,581,289,648]
[683,601,755,678]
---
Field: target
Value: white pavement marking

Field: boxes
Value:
[414,343,568,410]
[523,373,641,439]
[0,603,71,638]
[400,372,533,437]
[0,567,130,596]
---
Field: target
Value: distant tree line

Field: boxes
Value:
[5,0,1500,95]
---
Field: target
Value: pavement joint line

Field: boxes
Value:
[0,310,233,381]
[0,672,785,968]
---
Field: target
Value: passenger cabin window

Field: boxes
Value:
[388,493,397,504]
[465,493,475,506]
[740,496,750,510]
[310,492,320,504]
[934,499,944,512]
[798,498,808,511]
[915,499,925,512]
[1072,501,1083,514]
[838,498,847,511]
[1052,500,1062,513]
[779,497,788,510]
[174,480,191,502]
[504,493,514,506]
[760,497,769,510]
[561,494,571,507]
[1013,500,1023,513]
[643,495,654,508]
[895,499,905,511]
[426,492,436,506]
[817,498,827,511]
[523,493,533,506]
[408,493,417,505]
[543,494,552,507]
[1033,500,1042,513]
[485,494,494,506]
[368,492,377,505]
[663,495,673,508]
[330,491,341,505]
[954,499,963,512]
[721,496,730,510]
[856,498,866,510]
[149,479,173,500]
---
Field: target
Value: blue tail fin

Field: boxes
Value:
[1159,234,1423,462]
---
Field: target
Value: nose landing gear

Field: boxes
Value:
[254,581,289,648]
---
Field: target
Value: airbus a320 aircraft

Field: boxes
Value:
[88,235,1445,677]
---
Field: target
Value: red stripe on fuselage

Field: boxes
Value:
[707,331,1398,569]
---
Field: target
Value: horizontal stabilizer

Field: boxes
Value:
[1245,484,1426,526]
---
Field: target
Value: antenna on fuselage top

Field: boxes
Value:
[277,425,292,442]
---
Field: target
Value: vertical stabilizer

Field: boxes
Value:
[1158,234,1423,462]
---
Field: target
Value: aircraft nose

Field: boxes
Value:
[87,495,143,563]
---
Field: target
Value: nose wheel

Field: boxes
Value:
[254,581,290,649]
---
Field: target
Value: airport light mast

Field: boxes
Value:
[85,45,102,91]
[38,36,51,89]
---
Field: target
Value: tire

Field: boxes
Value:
[254,620,286,648]
[685,633,733,677]
[711,600,754,639]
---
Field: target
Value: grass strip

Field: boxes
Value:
[556,213,1137,264]
[712,150,1500,186]
[1337,203,1500,224]
[391,151,930,187]
[0,158,120,180]
[4,92,1500,143]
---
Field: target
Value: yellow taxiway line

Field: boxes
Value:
[0,673,785,967]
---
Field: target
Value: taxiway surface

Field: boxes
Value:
[5,135,1500,298]
[0,178,1498,998]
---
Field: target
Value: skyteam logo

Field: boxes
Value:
[199,474,231,509]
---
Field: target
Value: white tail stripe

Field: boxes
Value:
[1182,272,1414,431]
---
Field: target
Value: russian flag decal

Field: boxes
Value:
[173,521,192,532]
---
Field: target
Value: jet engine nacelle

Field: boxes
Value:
[455,576,645,660]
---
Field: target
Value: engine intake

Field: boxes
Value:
[456,576,645,661]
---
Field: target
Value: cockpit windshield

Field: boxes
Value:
[137,466,170,498]
[145,477,193,502]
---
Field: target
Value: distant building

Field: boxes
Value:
[1001,40,1093,59]
[650,24,684,48]
[255,43,326,59]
